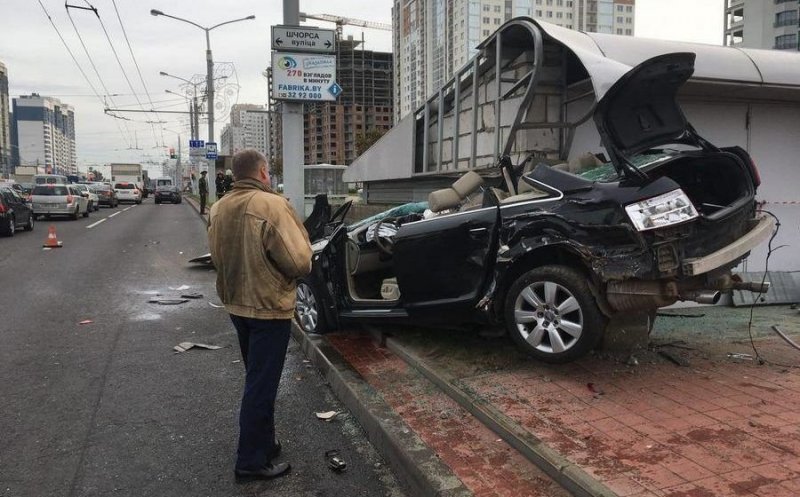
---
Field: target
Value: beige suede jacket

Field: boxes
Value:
[208,178,312,320]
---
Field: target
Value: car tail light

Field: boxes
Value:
[0,203,5,214]
[625,189,699,231]
[66,195,74,204]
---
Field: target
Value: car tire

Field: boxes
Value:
[82,208,89,218]
[295,280,327,334]
[3,216,15,237]
[504,265,605,364]
[72,207,80,221]
[155,200,161,205]
[24,213,34,231]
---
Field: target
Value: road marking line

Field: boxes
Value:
[123,206,132,211]
[109,212,120,218]
[86,218,107,229]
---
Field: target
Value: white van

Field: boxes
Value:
[34,174,69,185]
[154,178,174,189]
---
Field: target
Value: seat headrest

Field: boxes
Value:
[451,171,484,198]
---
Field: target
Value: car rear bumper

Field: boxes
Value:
[33,204,76,214]
[682,214,774,276]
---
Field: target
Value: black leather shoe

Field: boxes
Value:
[234,462,291,482]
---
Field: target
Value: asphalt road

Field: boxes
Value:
[0,198,407,497]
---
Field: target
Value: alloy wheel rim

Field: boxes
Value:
[514,280,583,354]
[296,283,318,332]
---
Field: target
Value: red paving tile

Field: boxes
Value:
[323,321,800,497]
[326,333,570,497]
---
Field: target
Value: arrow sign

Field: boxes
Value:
[271,25,336,53]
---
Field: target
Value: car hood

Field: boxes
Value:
[593,52,696,178]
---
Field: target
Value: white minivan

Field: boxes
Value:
[154,178,173,189]
[34,174,69,185]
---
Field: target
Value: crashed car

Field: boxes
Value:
[298,53,773,363]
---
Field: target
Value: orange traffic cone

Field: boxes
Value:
[43,225,63,248]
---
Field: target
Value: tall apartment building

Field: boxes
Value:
[270,38,394,166]
[393,0,635,120]
[11,94,76,175]
[219,104,271,158]
[725,0,799,50]
[0,62,10,178]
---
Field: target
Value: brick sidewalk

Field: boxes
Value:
[328,333,571,497]
[324,305,800,497]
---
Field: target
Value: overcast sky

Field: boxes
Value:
[0,0,725,168]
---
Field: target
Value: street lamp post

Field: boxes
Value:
[150,9,255,152]
[164,89,196,140]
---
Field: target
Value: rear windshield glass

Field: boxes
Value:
[115,184,136,189]
[33,186,69,196]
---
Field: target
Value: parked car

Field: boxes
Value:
[0,186,35,236]
[71,184,100,211]
[92,184,118,208]
[114,182,142,204]
[295,53,773,363]
[31,184,90,220]
[154,185,182,204]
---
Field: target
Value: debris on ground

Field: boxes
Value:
[148,298,189,305]
[325,450,347,472]
[315,411,339,421]
[587,382,604,396]
[657,312,706,318]
[625,355,639,366]
[169,285,190,291]
[208,302,224,308]
[180,292,203,299]
[78,319,93,325]
[727,352,754,361]
[173,342,222,353]
[658,349,691,367]
[771,325,800,352]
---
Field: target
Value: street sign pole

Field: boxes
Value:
[282,0,304,216]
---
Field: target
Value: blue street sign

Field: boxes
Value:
[206,142,218,160]
[189,139,205,148]
[328,82,342,98]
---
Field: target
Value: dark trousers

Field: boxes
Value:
[229,315,291,470]
[199,192,207,214]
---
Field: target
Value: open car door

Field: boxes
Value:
[392,206,499,316]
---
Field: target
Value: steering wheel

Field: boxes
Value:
[373,218,396,257]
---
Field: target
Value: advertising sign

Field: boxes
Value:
[271,53,341,102]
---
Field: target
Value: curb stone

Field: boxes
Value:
[291,325,473,497]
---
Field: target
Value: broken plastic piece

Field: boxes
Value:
[78,319,93,325]
[180,292,203,299]
[173,342,222,353]
[149,298,189,305]
[727,352,754,361]
[325,450,346,472]
[169,285,190,291]
[315,411,338,421]
[208,302,224,308]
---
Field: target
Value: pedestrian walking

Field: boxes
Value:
[207,149,312,482]
[215,171,226,199]
[198,170,208,214]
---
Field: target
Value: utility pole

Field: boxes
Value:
[282,0,304,216]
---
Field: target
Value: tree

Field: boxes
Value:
[355,128,387,156]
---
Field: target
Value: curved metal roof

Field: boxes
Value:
[528,19,800,99]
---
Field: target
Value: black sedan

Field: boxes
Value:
[154,186,182,204]
[0,186,35,236]
[295,53,772,363]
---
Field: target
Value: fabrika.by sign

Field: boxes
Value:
[271,53,341,102]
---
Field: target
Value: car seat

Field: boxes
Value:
[427,171,484,213]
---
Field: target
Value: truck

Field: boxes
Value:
[110,163,143,192]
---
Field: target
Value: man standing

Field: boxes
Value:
[208,149,312,482]
[198,170,209,214]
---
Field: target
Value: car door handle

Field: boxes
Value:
[469,227,488,234]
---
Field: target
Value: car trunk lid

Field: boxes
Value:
[593,52,697,179]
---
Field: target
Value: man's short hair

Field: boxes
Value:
[232,149,267,180]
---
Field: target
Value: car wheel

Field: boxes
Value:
[295,280,327,334]
[82,208,89,218]
[24,213,34,231]
[504,265,605,363]
[72,207,80,220]
[155,200,161,204]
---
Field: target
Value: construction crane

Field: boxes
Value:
[298,12,392,38]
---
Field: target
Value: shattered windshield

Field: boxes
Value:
[576,153,676,182]
[347,201,429,231]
